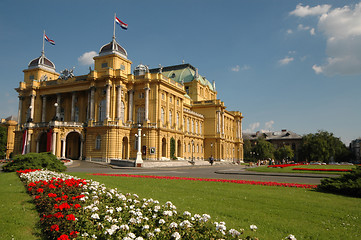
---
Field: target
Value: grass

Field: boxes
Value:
[246,164,356,174]
[2,171,361,239]
[0,172,40,240]
[70,172,361,240]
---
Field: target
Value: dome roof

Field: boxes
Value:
[99,38,127,59]
[28,52,56,71]
[133,64,149,76]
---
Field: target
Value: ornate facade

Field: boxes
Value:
[14,37,244,164]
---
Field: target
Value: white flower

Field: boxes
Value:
[180,220,193,228]
[172,232,181,240]
[92,234,97,239]
[285,234,297,240]
[169,222,178,229]
[120,224,129,231]
[116,207,122,212]
[183,211,191,217]
[142,225,150,230]
[147,232,155,238]
[126,232,136,239]
[159,219,166,224]
[154,228,161,233]
[91,213,100,219]
[163,210,173,216]
[228,229,240,237]
[135,237,143,240]
[250,224,257,231]
[81,232,89,237]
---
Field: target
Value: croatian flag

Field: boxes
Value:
[44,34,55,45]
[115,16,128,30]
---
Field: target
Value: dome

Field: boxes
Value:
[28,52,56,71]
[133,64,149,76]
[99,38,128,59]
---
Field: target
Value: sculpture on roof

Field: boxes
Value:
[59,68,75,80]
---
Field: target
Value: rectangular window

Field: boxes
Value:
[102,62,108,68]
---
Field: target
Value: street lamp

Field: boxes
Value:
[135,124,143,167]
[54,102,59,121]
[210,143,213,159]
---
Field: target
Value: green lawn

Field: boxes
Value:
[246,164,356,174]
[1,171,361,240]
[0,172,40,240]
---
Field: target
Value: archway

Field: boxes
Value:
[38,132,48,153]
[122,137,128,159]
[177,140,181,158]
[162,138,167,157]
[66,132,81,160]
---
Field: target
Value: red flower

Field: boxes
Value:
[69,231,79,237]
[28,187,32,191]
[73,204,81,209]
[48,193,57,198]
[50,224,59,231]
[48,184,56,189]
[57,234,69,240]
[35,195,41,199]
[28,182,36,187]
[53,212,64,219]
[66,214,76,221]
[37,188,44,193]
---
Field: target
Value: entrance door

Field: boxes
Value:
[66,132,81,159]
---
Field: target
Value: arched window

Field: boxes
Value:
[74,106,79,122]
[95,135,101,150]
[200,123,202,134]
[161,108,165,125]
[176,112,179,128]
[197,144,199,153]
[187,119,190,132]
[195,121,198,134]
[192,120,194,133]
[188,143,191,153]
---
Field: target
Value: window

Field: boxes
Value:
[184,143,186,153]
[98,99,106,122]
[101,62,108,68]
[170,96,172,103]
[161,108,165,125]
[29,75,34,80]
[139,92,144,99]
[188,143,191,153]
[200,123,202,134]
[74,107,79,122]
[169,110,172,126]
[185,86,189,94]
[195,121,198,134]
[137,107,145,123]
[192,120,194,133]
[176,112,179,128]
[162,93,165,100]
[95,135,101,150]
[177,99,179,105]
[187,119,190,132]
[120,101,125,122]
[197,144,199,153]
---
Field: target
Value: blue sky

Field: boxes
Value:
[1,0,361,145]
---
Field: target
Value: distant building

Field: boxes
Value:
[350,139,361,161]
[243,129,302,161]
[0,116,17,159]
[12,36,244,164]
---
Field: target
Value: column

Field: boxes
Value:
[87,90,90,120]
[71,92,76,121]
[18,96,23,125]
[30,94,35,121]
[116,85,122,120]
[62,140,66,158]
[41,95,47,122]
[222,112,225,135]
[105,84,111,120]
[216,111,220,133]
[26,132,31,154]
[144,87,150,121]
[52,131,56,155]
[56,94,61,120]
[90,87,95,121]
[79,140,83,160]
[128,89,134,122]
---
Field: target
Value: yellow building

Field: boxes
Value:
[13,36,244,165]
[0,116,17,159]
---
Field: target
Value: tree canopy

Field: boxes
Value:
[0,125,7,159]
[300,130,351,163]
[274,145,294,161]
[253,138,275,160]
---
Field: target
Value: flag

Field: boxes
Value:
[44,34,55,45]
[115,17,128,30]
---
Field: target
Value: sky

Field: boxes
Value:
[1,0,361,145]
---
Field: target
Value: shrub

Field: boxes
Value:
[317,165,361,197]
[2,152,66,172]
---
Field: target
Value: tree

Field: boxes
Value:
[274,145,294,161]
[170,137,176,160]
[243,140,253,162]
[0,125,7,159]
[300,130,351,163]
[253,138,275,160]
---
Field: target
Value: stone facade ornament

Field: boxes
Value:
[59,68,75,80]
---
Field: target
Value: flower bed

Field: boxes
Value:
[18,169,269,240]
[292,168,352,172]
[88,173,317,189]
[268,164,306,168]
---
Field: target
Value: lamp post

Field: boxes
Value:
[135,124,143,167]
[210,143,213,158]
[54,102,59,121]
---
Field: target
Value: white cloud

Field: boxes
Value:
[298,24,310,31]
[231,65,240,72]
[287,29,293,34]
[290,4,331,17]
[288,50,296,55]
[310,28,316,35]
[244,122,260,133]
[231,64,250,72]
[265,120,275,130]
[78,51,97,65]
[314,3,361,75]
[278,56,294,65]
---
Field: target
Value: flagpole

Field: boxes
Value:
[42,30,45,55]
[113,13,116,40]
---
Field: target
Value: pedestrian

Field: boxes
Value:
[209,156,214,166]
